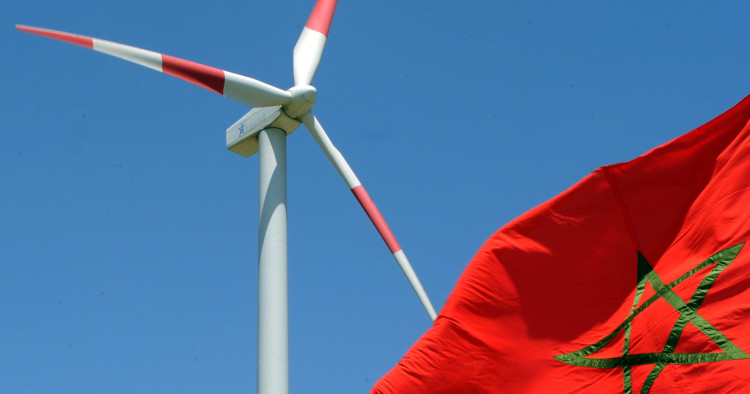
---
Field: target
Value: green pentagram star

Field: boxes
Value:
[554,243,749,393]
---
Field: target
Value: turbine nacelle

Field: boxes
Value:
[225,85,317,158]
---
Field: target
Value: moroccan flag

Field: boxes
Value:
[373,95,750,393]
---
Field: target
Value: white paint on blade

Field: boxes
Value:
[92,38,163,72]
[394,250,438,321]
[223,71,291,107]
[293,27,326,85]
[302,113,361,189]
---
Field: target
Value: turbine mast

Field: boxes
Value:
[257,127,289,393]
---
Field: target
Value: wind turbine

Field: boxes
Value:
[17,0,436,392]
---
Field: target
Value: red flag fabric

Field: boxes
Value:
[373,95,750,394]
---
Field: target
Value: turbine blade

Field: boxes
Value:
[300,112,437,321]
[293,0,337,86]
[16,25,291,108]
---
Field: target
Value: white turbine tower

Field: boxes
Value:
[17,0,436,392]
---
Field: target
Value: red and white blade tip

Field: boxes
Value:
[305,0,337,36]
[293,0,338,86]
[17,24,93,48]
[16,24,291,108]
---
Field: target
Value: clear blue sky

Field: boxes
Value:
[3,0,750,392]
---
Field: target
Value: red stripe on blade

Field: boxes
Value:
[305,0,337,36]
[16,25,93,49]
[351,185,401,254]
[161,54,225,95]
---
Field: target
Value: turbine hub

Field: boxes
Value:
[284,85,317,119]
